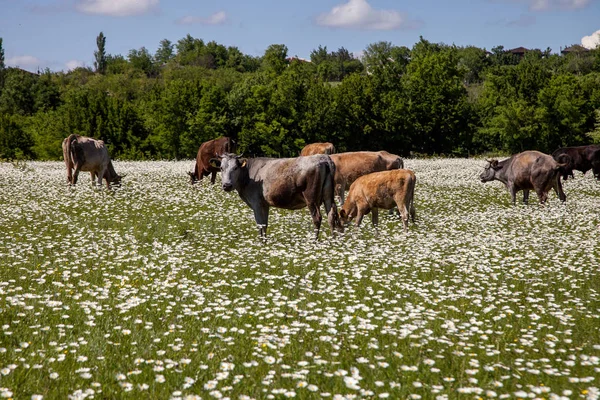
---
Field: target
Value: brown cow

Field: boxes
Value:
[552,145,600,181]
[329,151,404,204]
[300,142,336,156]
[480,150,566,204]
[189,137,236,184]
[62,134,123,188]
[339,169,416,232]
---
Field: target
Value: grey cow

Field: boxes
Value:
[62,134,123,188]
[210,153,343,239]
[480,150,566,204]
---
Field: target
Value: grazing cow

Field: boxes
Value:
[339,169,416,232]
[300,142,336,156]
[329,151,404,204]
[552,145,600,181]
[189,137,236,184]
[62,134,123,188]
[479,150,566,204]
[209,153,343,239]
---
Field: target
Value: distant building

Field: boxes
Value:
[560,45,590,55]
[507,47,529,57]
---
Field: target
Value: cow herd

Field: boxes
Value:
[61,134,600,239]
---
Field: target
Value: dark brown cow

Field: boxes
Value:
[189,137,236,184]
[329,151,404,204]
[480,150,566,204]
[62,134,123,188]
[300,142,336,156]
[209,153,343,239]
[552,145,600,181]
[339,169,416,232]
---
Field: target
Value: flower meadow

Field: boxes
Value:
[1,159,599,400]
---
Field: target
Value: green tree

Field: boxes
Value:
[457,46,490,84]
[105,54,130,75]
[536,74,590,150]
[0,37,5,70]
[128,47,157,77]
[155,39,174,65]
[175,34,205,66]
[404,46,472,154]
[0,114,32,159]
[94,32,107,74]
[261,44,288,75]
[0,68,37,115]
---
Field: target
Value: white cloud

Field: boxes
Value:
[528,0,590,11]
[65,60,86,70]
[6,55,42,69]
[176,11,227,25]
[581,29,600,49]
[316,0,414,30]
[75,0,158,17]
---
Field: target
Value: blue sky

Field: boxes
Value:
[1,0,599,72]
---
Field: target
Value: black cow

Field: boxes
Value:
[552,145,600,181]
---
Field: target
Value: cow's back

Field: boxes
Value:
[330,151,394,188]
[77,137,109,171]
[301,142,335,156]
[509,151,559,189]
[349,169,415,209]
[250,156,333,210]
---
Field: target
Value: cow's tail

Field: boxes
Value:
[408,173,416,223]
[554,154,572,180]
[322,159,342,234]
[64,134,79,184]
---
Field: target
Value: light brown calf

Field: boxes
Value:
[329,151,404,204]
[339,169,416,232]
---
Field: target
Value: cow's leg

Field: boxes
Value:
[394,198,410,233]
[409,197,416,224]
[72,166,80,185]
[522,189,530,205]
[371,208,380,236]
[507,184,517,205]
[253,206,269,238]
[371,208,379,227]
[97,167,106,188]
[306,202,322,239]
[210,170,217,184]
[354,209,366,228]
[322,189,341,236]
[337,180,346,205]
[535,188,548,204]
[554,177,566,202]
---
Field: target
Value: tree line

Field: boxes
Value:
[1,33,599,161]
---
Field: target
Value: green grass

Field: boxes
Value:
[0,159,599,399]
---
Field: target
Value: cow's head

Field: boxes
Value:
[187,171,199,184]
[210,153,247,192]
[338,205,356,225]
[111,173,125,187]
[480,160,501,182]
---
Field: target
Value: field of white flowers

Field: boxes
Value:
[1,159,599,400]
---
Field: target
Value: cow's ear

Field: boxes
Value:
[209,158,221,168]
[490,160,501,170]
[240,158,248,168]
[339,209,347,219]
